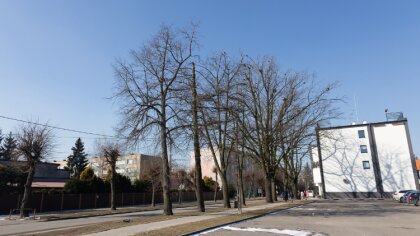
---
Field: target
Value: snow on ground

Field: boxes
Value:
[198,226,326,235]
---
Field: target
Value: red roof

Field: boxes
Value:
[32,182,66,188]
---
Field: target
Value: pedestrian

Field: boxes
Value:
[283,190,289,202]
[290,192,294,202]
[303,190,307,200]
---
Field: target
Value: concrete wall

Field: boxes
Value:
[319,126,377,195]
[316,120,419,198]
[373,123,418,192]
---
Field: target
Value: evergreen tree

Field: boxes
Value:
[2,132,18,160]
[67,138,88,178]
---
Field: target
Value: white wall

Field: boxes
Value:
[319,126,377,193]
[373,123,417,192]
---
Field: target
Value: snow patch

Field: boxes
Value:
[222,226,322,236]
[197,226,326,236]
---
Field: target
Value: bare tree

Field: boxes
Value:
[191,62,205,212]
[174,168,187,204]
[237,56,340,203]
[198,52,242,208]
[113,24,197,215]
[100,142,121,210]
[16,123,53,218]
[144,157,162,207]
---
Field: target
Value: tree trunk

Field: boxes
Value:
[20,164,35,218]
[213,171,218,202]
[292,177,299,198]
[191,63,205,212]
[264,174,273,203]
[271,178,277,201]
[220,172,231,208]
[160,110,173,215]
[239,163,246,206]
[151,185,156,207]
[110,164,116,210]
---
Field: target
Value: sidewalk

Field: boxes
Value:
[85,201,299,236]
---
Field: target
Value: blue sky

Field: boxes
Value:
[1,0,420,161]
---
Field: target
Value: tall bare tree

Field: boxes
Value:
[237,56,339,203]
[198,52,242,208]
[100,142,121,210]
[191,62,205,211]
[17,123,53,218]
[113,24,197,215]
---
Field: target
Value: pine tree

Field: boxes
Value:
[2,132,18,160]
[67,138,88,178]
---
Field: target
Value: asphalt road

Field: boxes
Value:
[202,199,420,236]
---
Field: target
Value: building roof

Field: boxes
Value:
[317,119,407,131]
[32,181,66,188]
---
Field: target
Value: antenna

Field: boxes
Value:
[353,95,359,123]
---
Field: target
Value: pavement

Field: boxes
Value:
[84,200,294,236]
[0,198,272,236]
[201,199,420,236]
[0,202,224,235]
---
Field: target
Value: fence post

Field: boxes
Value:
[79,193,82,209]
[40,192,45,212]
[60,192,64,211]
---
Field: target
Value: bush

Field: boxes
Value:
[133,178,151,192]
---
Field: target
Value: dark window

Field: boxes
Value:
[360,145,368,153]
[363,161,370,169]
[358,130,365,138]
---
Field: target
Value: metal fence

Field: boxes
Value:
[0,191,223,214]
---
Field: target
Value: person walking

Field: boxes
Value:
[303,190,307,200]
[283,190,289,202]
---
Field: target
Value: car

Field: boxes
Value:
[307,190,314,197]
[400,191,420,203]
[394,190,413,202]
[406,191,420,204]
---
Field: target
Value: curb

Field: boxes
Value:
[183,201,314,236]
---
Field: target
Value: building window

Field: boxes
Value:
[360,145,368,153]
[358,130,365,138]
[363,161,370,169]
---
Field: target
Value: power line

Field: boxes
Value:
[0,114,118,138]
[0,114,160,141]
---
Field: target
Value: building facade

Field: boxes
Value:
[312,119,419,198]
[190,148,257,188]
[90,154,161,182]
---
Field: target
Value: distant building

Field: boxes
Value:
[0,160,70,188]
[190,148,257,188]
[416,160,420,181]
[90,154,161,182]
[53,159,68,170]
[312,119,419,198]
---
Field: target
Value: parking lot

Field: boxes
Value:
[202,199,420,236]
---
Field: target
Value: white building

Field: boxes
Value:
[312,119,419,198]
